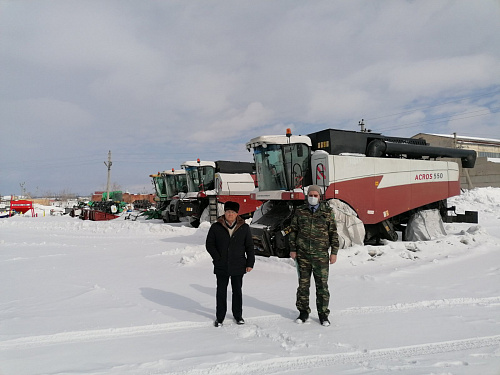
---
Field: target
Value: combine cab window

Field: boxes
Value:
[185,166,215,192]
[165,174,188,197]
[165,175,175,198]
[175,174,188,194]
[154,177,168,198]
[254,143,310,191]
[286,143,310,189]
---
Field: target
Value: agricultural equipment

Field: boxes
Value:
[166,159,262,227]
[75,191,126,221]
[150,169,187,221]
[246,128,478,257]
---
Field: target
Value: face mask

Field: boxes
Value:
[308,196,319,206]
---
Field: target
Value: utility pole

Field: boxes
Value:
[104,150,112,201]
[454,133,474,189]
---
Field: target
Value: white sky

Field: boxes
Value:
[1,0,499,196]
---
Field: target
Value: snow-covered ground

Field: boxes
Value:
[1,188,500,375]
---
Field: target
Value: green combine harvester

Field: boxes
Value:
[148,169,187,221]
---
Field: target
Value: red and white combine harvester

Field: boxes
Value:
[246,128,478,257]
[166,159,262,227]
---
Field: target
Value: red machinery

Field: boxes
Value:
[9,200,35,217]
[246,128,478,257]
[166,159,261,227]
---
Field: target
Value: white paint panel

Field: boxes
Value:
[314,154,459,189]
[246,135,311,149]
[181,160,216,168]
[253,190,287,200]
[216,173,255,195]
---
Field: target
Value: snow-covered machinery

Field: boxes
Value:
[246,128,478,257]
[166,159,262,227]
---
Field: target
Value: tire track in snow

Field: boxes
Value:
[1,296,499,350]
[166,335,500,375]
[0,321,207,350]
[337,296,500,315]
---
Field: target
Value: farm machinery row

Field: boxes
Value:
[151,127,478,257]
[69,191,131,221]
[150,160,261,227]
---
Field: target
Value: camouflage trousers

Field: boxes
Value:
[295,251,330,315]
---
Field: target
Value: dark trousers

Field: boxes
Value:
[215,274,243,322]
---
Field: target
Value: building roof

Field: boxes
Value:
[414,133,500,145]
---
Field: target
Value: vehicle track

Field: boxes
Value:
[165,335,500,375]
[1,296,498,351]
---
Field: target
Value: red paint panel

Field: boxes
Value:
[281,192,305,200]
[331,177,378,223]
[10,200,33,214]
[330,177,457,224]
[218,195,262,215]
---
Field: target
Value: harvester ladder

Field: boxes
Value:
[208,196,218,223]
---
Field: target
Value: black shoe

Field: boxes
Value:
[295,310,309,324]
[319,314,330,327]
[235,317,245,325]
[214,320,223,327]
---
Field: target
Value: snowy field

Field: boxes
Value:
[1,188,500,375]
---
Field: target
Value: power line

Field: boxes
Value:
[377,107,500,132]
[365,89,500,122]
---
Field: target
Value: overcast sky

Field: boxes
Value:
[1,0,499,197]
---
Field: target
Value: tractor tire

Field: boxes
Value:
[190,218,201,228]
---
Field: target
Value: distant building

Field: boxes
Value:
[91,191,155,204]
[412,133,500,189]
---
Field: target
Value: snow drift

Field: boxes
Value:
[1,188,500,375]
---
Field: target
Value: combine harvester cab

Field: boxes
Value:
[149,169,187,221]
[150,172,169,218]
[160,169,187,222]
[167,159,261,227]
[246,128,478,258]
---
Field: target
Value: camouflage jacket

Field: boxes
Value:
[288,202,339,256]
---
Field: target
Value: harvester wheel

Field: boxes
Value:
[190,217,201,228]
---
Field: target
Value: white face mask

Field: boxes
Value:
[308,196,319,206]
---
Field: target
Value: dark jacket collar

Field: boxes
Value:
[217,215,245,232]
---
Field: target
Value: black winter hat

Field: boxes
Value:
[224,201,240,213]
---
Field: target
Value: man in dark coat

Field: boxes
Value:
[289,185,339,327]
[206,201,255,327]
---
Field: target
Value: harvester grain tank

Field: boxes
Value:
[166,159,262,227]
[246,128,478,258]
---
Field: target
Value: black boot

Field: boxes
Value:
[295,310,309,324]
[319,314,330,327]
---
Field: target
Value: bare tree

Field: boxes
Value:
[19,182,30,198]
[59,189,77,201]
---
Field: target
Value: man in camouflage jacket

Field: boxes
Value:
[289,185,339,326]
